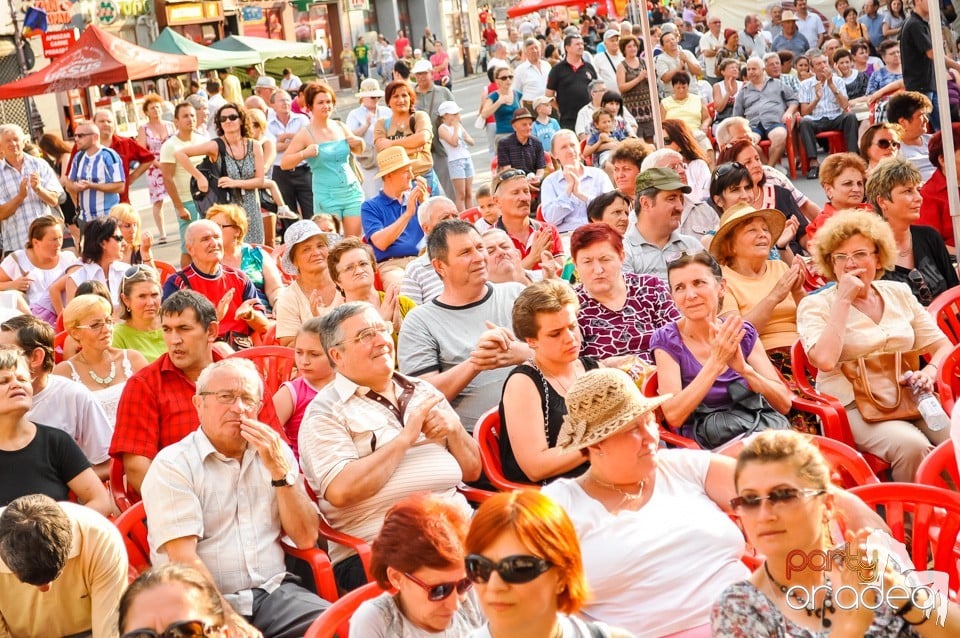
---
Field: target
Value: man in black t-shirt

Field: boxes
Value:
[899,0,960,131]
[545,34,598,130]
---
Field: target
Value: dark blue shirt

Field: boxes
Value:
[361,191,425,261]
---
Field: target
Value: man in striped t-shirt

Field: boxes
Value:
[65,121,124,224]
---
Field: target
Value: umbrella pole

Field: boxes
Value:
[928,0,960,254]
[636,0,662,147]
[7,0,40,140]
[127,79,142,130]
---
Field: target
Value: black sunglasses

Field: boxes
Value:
[712,161,746,181]
[404,572,473,601]
[730,487,826,511]
[120,619,215,638]
[112,234,124,242]
[663,137,673,145]
[908,268,934,305]
[465,554,553,584]
[493,168,527,192]
[874,138,901,150]
[219,114,241,123]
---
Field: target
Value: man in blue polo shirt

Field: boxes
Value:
[361,147,428,289]
[65,120,124,224]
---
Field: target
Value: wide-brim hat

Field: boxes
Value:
[356,78,385,98]
[709,202,786,263]
[556,369,671,453]
[281,220,328,276]
[375,146,415,178]
[511,108,534,123]
[781,10,798,21]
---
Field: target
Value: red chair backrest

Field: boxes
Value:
[153,260,177,285]
[849,482,960,597]
[936,342,960,414]
[110,457,141,513]
[639,371,700,449]
[928,287,960,345]
[304,582,386,638]
[114,501,150,580]
[473,408,537,492]
[53,330,67,364]
[916,440,960,490]
[226,346,297,431]
[459,207,482,223]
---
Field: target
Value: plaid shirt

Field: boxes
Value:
[110,351,222,461]
[0,154,63,251]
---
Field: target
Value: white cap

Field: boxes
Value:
[412,59,433,74]
[438,100,462,116]
[604,29,620,40]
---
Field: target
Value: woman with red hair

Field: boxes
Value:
[351,493,483,636]
[465,490,629,637]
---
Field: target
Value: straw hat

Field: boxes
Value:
[781,10,798,22]
[375,146,415,178]
[709,202,785,264]
[356,78,385,98]
[281,220,329,276]
[556,369,671,452]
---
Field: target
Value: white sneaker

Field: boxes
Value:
[277,205,299,220]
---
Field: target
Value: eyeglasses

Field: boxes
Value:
[338,259,372,275]
[404,572,473,601]
[831,249,876,266]
[465,554,553,585]
[198,390,262,409]
[219,114,241,123]
[120,620,217,638]
[75,132,96,138]
[216,223,238,231]
[494,168,527,192]
[908,268,934,305]
[332,323,392,348]
[712,161,745,181]
[874,138,901,150]
[498,74,514,81]
[75,318,115,331]
[730,487,826,511]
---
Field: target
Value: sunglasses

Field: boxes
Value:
[112,234,124,242]
[498,74,514,81]
[493,168,527,192]
[730,487,826,511]
[404,572,473,601]
[122,264,155,283]
[465,554,553,584]
[874,138,901,150]
[712,161,745,181]
[908,268,934,305]
[120,619,216,638]
[219,114,241,123]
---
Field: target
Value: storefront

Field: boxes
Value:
[290,0,346,82]
[93,0,158,46]
[155,0,226,43]
[240,0,287,38]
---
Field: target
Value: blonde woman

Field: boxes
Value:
[109,203,154,268]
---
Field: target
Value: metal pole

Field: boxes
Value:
[636,0,662,147]
[928,0,960,253]
[7,0,40,140]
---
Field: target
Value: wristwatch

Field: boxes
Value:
[271,470,296,488]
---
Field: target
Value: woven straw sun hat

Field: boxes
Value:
[709,202,785,264]
[556,369,672,452]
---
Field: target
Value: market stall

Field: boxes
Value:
[149,27,261,70]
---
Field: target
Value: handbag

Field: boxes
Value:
[190,138,236,215]
[839,350,921,423]
[691,380,790,449]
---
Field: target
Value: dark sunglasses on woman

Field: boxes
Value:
[465,554,553,584]
[120,619,219,638]
[404,572,473,601]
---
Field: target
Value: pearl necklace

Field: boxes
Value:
[588,472,646,505]
[80,353,116,386]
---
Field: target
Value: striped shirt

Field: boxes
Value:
[299,372,469,564]
[68,146,124,221]
[0,154,63,251]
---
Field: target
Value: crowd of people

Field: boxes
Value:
[4,0,960,636]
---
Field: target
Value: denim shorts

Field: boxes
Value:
[448,157,475,179]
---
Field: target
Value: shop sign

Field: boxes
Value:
[167,1,205,22]
[41,27,77,56]
[241,5,262,21]
[21,0,76,27]
[97,0,119,25]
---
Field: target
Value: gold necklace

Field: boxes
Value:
[588,472,646,504]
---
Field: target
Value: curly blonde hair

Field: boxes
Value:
[811,208,896,281]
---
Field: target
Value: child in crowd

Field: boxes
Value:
[584,110,621,170]
[273,317,334,460]
[474,183,500,232]
[313,212,343,237]
[436,101,476,211]
[532,96,560,150]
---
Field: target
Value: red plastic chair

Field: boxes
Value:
[304,483,375,584]
[790,340,892,478]
[226,345,296,430]
[849,482,960,598]
[639,371,701,449]
[799,129,847,174]
[936,343,960,414]
[473,408,539,492]
[916,440,960,490]
[153,260,177,285]
[55,313,64,332]
[110,457,140,513]
[757,115,797,179]
[459,207,482,223]
[718,434,880,488]
[54,330,67,364]
[929,287,960,345]
[304,582,385,638]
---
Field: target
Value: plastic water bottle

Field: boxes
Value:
[905,371,950,432]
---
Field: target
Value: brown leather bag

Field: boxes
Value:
[839,351,921,423]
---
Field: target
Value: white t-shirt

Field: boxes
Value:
[0,250,77,311]
[438,123,472,162]
[28,374,113,465]
[543,449,749,636]
[68,260,130,308]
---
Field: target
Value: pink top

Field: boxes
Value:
[281,376,320,460]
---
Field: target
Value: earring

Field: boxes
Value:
[124,306,131,314]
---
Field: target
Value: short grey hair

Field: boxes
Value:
[0,124,25,141]
[185,219,220,249]
[588,79,606,95]
[640,148,683,171]
[417,196,457,228]
[317,301,374,365]
[523,38,538,48]
[715,116,758,147]
[762,51,780,64]
[195,358,264,400]
[92,108,114,123]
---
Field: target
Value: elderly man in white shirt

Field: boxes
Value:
[0,124,63,255]
[512,38,552,112]
[592,29,625,93]
[797,52,859,178]
[540,129,614,232]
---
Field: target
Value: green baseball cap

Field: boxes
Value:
[635,167,692,194]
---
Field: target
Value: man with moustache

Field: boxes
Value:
[491,169,561,271]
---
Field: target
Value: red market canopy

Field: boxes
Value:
[506,0,595,18]
[0,25,198,100]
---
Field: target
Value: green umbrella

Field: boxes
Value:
[150,28,261,70]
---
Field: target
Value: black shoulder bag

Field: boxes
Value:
[190,138,236,215]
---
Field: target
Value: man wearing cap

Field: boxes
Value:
[700,14,724,82]
[267,89,312,226]
[497,109,546,186]
[641,149,719,242]
[513,38,552,113]
[593,29,624,93]
[253,76,277,118]
[734,57,798,170]
[541,129,614,233]
[545,34,598,130]
[623,167,703,280]
[361,147,429,289]
[492,169,562,270]
[740,14,767,58]
[347,78,392,199]
[400,196,459,305]
[772,11,810,58]
[413,58,455,198]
